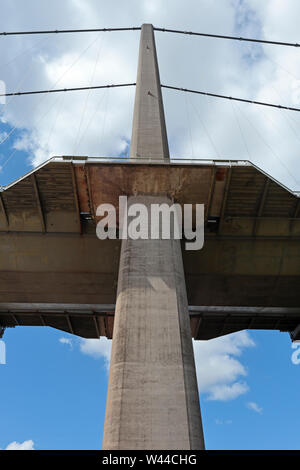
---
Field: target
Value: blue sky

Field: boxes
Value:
[1,327,300,450]
[0,327,109,450]
[0,122,31,185]
[1,0,300,450]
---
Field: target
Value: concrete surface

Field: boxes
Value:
[102,196,205,450]
[130,24,169,160]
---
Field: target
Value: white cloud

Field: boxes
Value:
[59,337,73,349]
[207,382,249,401]
[193,331,255,401]
[3,440,35,450]
[79,338,112,369]
[247,401,263,414]
[78,330,254,402]
[0,0,299,189]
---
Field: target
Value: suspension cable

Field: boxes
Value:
[0,27,141,36]
[154,27,300,48]
[0,26,298,48]
[2,83,299,113]
[0,83,136,98]
[162,85,300,112]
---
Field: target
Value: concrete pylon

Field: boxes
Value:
[102,25,205,450]
[130,24,169,160]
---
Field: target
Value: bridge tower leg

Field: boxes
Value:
[102,24,205,450]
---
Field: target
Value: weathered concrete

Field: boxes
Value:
[130,24,169,160]
[103,25,203,449]
[1,233,299,307]
[103,196,205,449]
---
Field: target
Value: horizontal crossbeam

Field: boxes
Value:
[1,304,299,341]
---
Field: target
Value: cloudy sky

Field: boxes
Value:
[0,0,300,188]
[0,0,300,451]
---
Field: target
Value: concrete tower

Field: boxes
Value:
[102,24,205,450]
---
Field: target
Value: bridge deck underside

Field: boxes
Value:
[0,159,299,340]
[1,304,300,340]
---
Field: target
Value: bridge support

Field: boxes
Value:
[102,196,205,449]
[102,24,204,449]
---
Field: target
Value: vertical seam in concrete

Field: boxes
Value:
[171,239,192,449]
[117,239,129,448]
